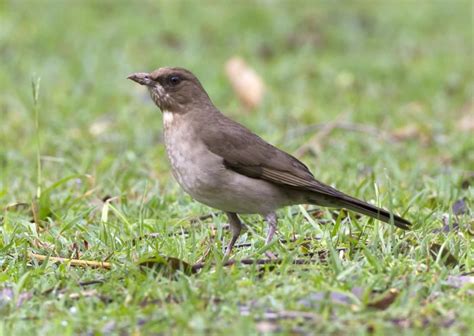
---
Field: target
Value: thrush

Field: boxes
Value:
[128,67,411,257]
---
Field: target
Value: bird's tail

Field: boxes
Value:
[307,192,411,230]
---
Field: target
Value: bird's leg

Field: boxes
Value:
[264,212,278,245]
[264,212,279,259]
[224,212,243,258]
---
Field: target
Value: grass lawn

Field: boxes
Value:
[1,1,473,334]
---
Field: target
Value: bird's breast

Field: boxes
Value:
[163,115,222,197]
[161,113,298,214]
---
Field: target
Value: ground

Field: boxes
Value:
[0,1,473,335]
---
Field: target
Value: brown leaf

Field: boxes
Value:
[429,244,459,267]
[89,118,111,136]
[4,202,30,212]
[225,57,265,110]
[367,288,399,310]
[456,102,474,131]
[461,172,474,189]
[392,124,426,142]
[139,255,196,276]
[61,289,112,303]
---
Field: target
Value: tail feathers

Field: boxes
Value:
[309,194,411,230]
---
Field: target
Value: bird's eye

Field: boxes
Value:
[168,75,181,86]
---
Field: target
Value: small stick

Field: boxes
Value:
[28,252,112,269]
[294,112,348,158]
[191,257,315,272]
[287,121,393,142]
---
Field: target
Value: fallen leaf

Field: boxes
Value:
[89,118,111,136]
[392,124,422,141]
[429,244,459,267]
[67,289,99,300]
[225,57,265,110]
[139,255,196,276]
[59,289,112,303]
[461,172,474,189]
[367,288,399,310]
[457,102,474,132]
[4,202,30,212]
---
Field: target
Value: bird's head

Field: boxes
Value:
[127,67,211,113]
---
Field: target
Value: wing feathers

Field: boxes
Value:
[201,110,411,229]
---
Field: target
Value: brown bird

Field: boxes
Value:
[128,67,411,257]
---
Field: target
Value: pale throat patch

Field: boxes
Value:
[163,110,174,125]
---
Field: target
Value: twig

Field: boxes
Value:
[42,279,107,295]
[287,121,394,143]
[294,112,349,158]
[189,212,219,223]
[191,257,317,272]
[233,235,325,250]
[130,230,190,245]
[78,279,106,286]
[31,200,41,233]
[28,252,112,269]
[240,308,319,321]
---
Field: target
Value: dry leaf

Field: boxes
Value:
[4,202,30,212]
[225,57,265,110]
[89,117,112,136]
[367,288,399,310]
[392,124,421,141]
[457,113,474,132]
[457,101,474,131]
[429,244,459,267]
[139,255,196,276]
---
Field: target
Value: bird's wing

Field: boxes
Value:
[200,112,411,230]
[200,112,341,198]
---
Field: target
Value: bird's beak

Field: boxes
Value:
[127,72,153,86]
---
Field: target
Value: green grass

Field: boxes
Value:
[1,0,473,334]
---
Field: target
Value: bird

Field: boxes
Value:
[128,67,411,258]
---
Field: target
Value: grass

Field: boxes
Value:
[1,0,473,334]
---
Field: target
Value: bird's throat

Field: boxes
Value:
[163,111,174,127]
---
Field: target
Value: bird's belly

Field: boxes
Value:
[164,123,226,200]
[164,125,295,214]
[206,171,297,214]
